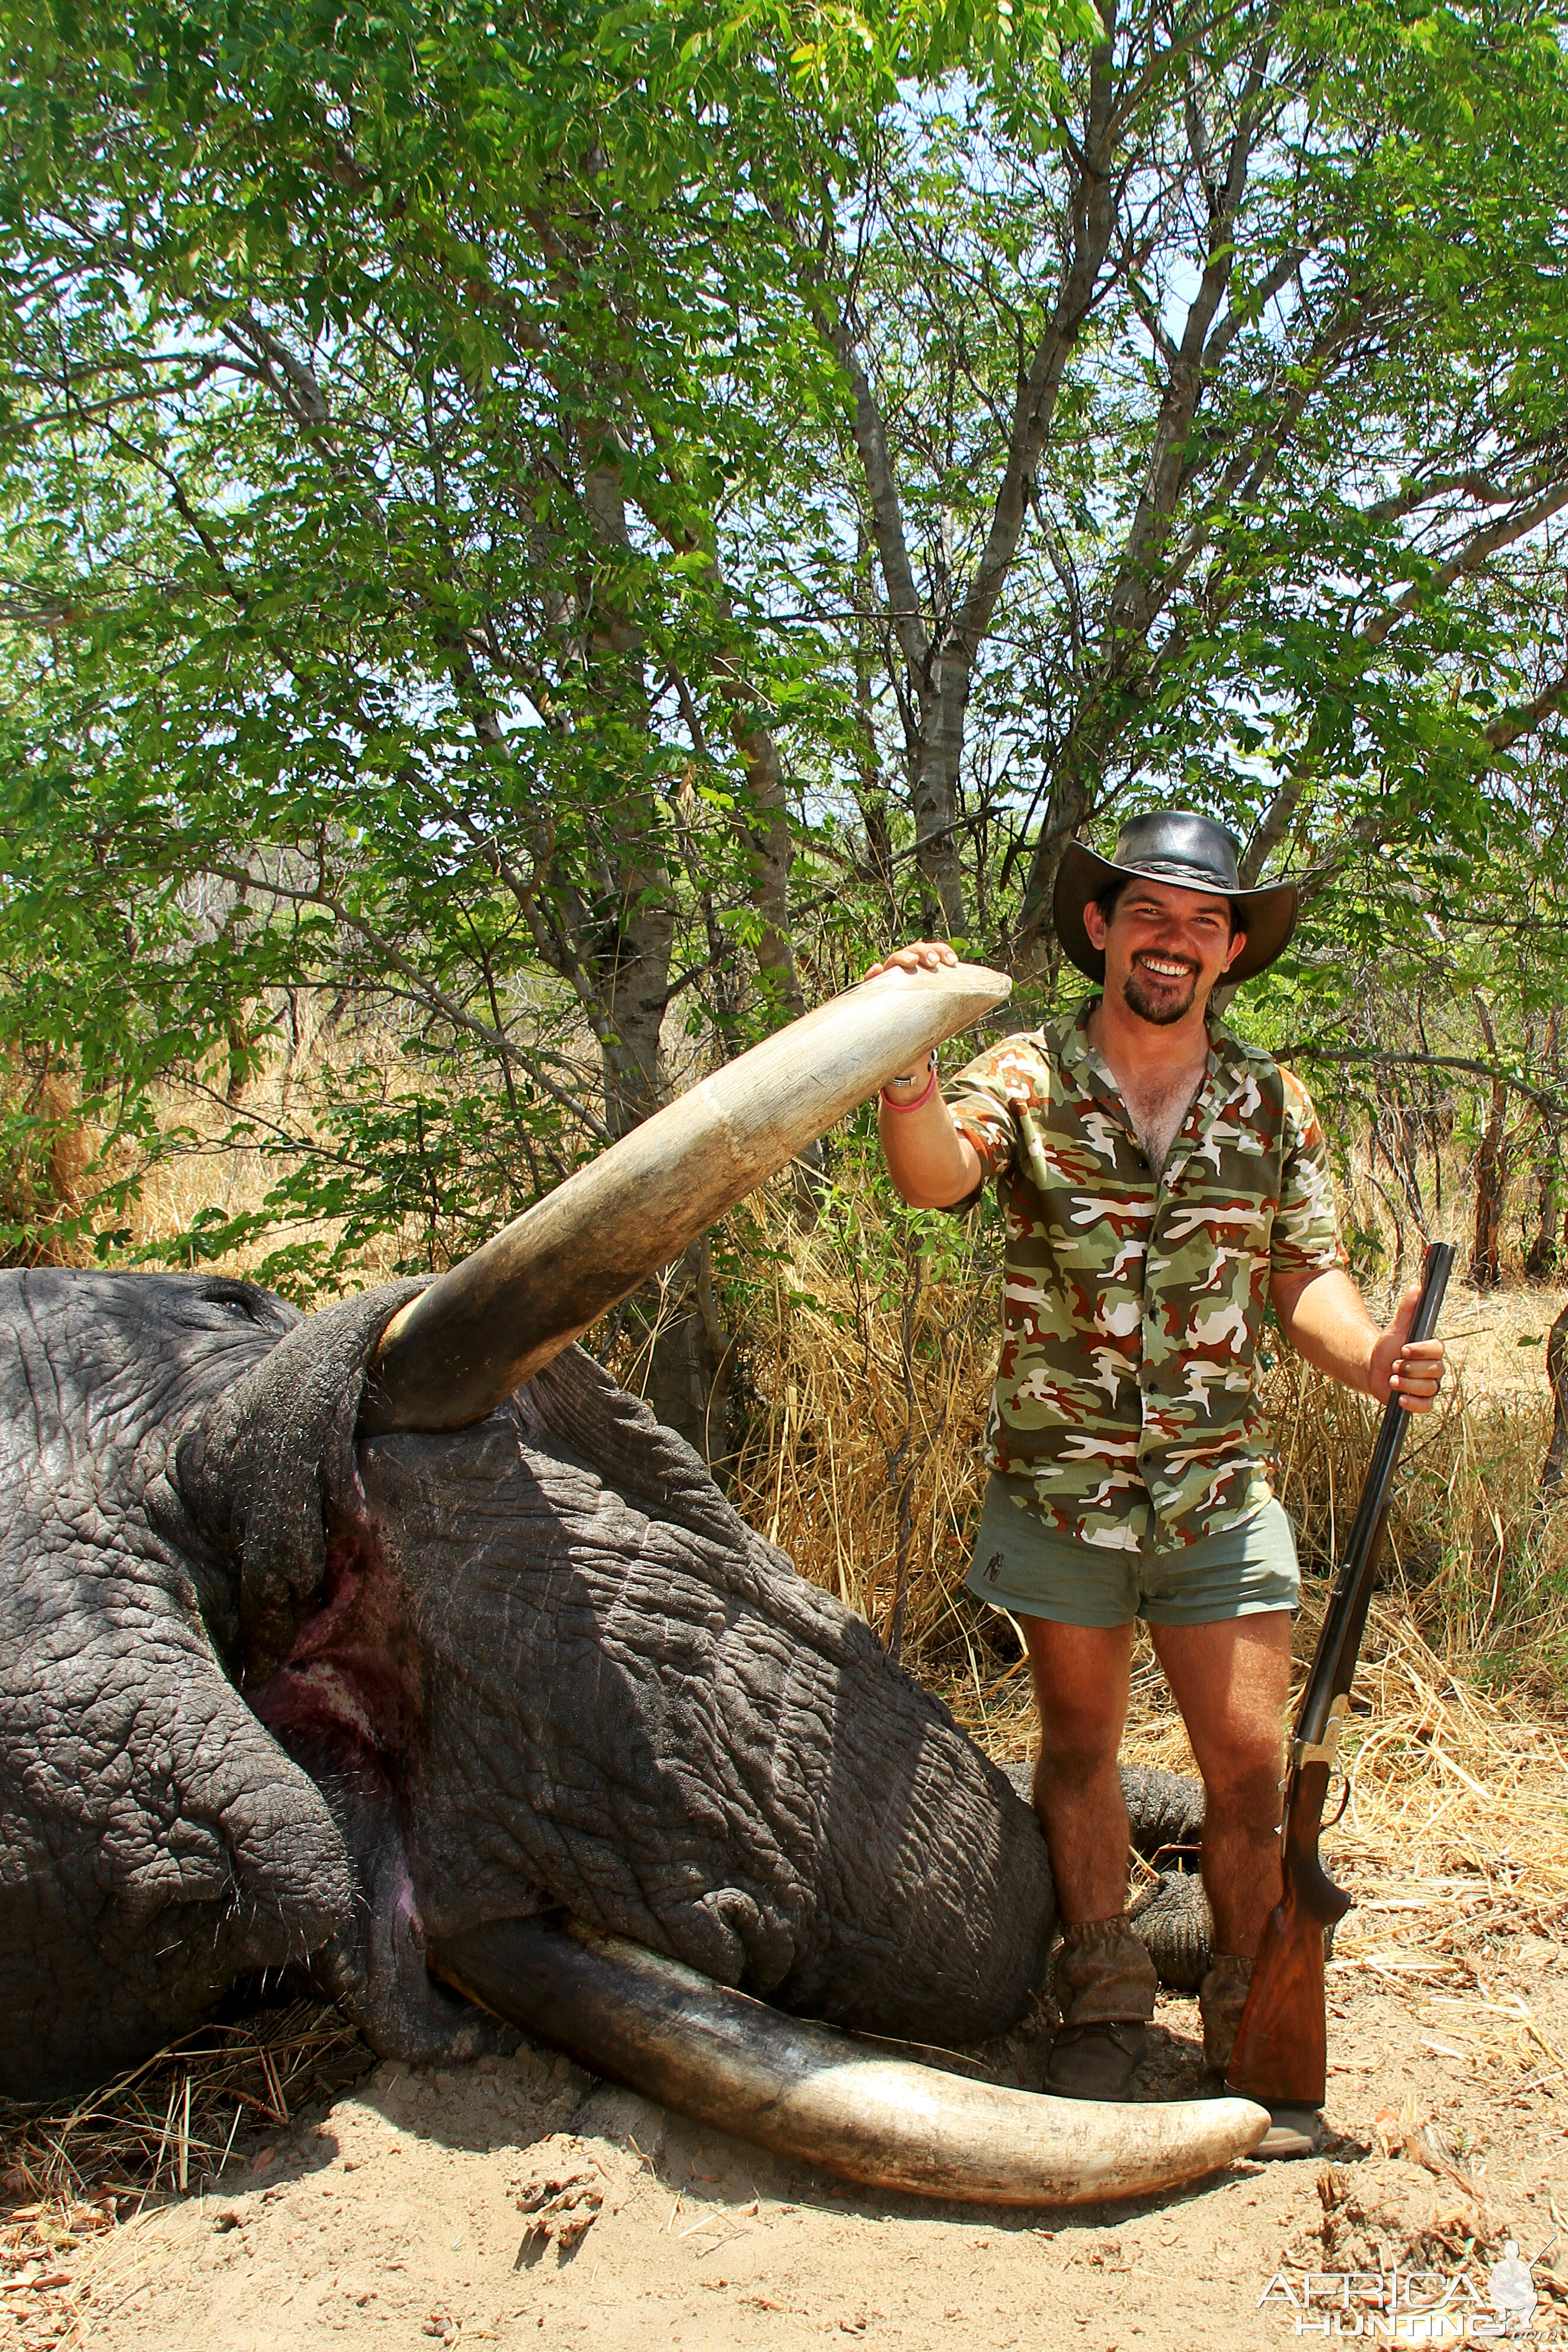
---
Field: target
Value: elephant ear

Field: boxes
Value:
[178,1279,425,1676]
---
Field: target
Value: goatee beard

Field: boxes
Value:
[1122,966,1199,1026]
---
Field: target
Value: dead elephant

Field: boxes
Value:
[0,967,1266,2199]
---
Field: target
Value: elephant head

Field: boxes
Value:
[0,964,1266,2198]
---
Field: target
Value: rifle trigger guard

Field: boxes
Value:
[1295,1690,1351,1771]
[1327,1770,1352,1827]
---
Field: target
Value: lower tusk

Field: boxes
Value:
[428,1915,1269,2206]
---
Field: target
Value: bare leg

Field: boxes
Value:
[1019,1617,1135,1923]
[1149,1612,1292,1955]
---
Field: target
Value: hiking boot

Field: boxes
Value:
[1199,1952,1253,2074]
[1045,2020,1148,2099]
[1046,1916,1159,2102]
[1256,2104,1323,2160]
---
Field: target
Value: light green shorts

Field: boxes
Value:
[965,1477,1300,1628]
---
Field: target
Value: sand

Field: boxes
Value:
[18,1925,1564,2352]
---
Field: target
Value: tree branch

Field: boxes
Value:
[1284,1040,1560,1119]
[199,860,613,1143]
[1359,478,1568,652]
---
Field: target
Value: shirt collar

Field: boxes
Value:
[1046,996,1108,1094]
[1047,996,1251,1112]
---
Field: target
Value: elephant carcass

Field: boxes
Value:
[0,964,1267,2197]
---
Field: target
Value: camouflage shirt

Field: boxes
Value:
[945,1000,1345,1552]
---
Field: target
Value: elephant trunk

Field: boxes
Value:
[358,961,1009,1437]
[430,1916,1269,2207]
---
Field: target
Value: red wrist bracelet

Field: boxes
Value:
[881,1065,939,1113]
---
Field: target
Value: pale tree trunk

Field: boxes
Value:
[634,1236,737,1475]
[1470,995,1510,1290]
[654,554,812,1356]
[580,445,677,1136]
[575,440,737,1450]
[574,454,805,1441]
[1012,28,1278,963]
[515,192,804,1031]
[721,682,802,1020]
[1013,739,1099,969]
[1543,1300,1568,1492]
[818,318,968,932]
[853,538,895,918]
[779,4,1130,940]
[909,653,974,933]
[650,525,804,1021]
[1526,1008,1561,1281]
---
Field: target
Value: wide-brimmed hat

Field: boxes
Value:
[1053,810,1298,985]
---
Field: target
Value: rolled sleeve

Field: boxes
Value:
[942,1052,1021,1183]
[1271,1069,1347,1282]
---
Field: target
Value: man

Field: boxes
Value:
[871,811,1444,2100]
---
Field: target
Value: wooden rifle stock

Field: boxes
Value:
[1224,1243,1453,2108]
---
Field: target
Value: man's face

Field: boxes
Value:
[1081,877,1247,1028]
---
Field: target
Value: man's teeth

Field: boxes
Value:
[1140,957,1192,978]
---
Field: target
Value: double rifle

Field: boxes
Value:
[1225,1241,1454,2111]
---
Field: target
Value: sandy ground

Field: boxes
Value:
[1436,1280,1566,1405]
[42,1923,1568,2352]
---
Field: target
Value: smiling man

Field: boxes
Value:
[871,811,1444,2101]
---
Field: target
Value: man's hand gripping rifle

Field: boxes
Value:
[1225,1242,1454,2114]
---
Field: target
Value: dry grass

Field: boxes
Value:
[0,2005,370,2350]
[0,1054,92,1270]
[119,1028,412,1289]
[727,1184,1000,1676]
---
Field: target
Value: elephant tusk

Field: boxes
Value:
[358,960,1009,1436]
[428,1916,1270,2207]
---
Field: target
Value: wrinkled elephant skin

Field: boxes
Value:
[1,1270,1056,2099]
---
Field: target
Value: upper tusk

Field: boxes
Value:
[429,1915,1270,2207]
[358,960,1008,1436]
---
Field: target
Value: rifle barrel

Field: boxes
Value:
[1296,1243,1453,1751]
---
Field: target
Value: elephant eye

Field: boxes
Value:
[190,1280,274,1325]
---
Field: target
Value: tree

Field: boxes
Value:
[5,0,1568,1449]
[0,0,1093,1439]
[760,0,1568,967]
